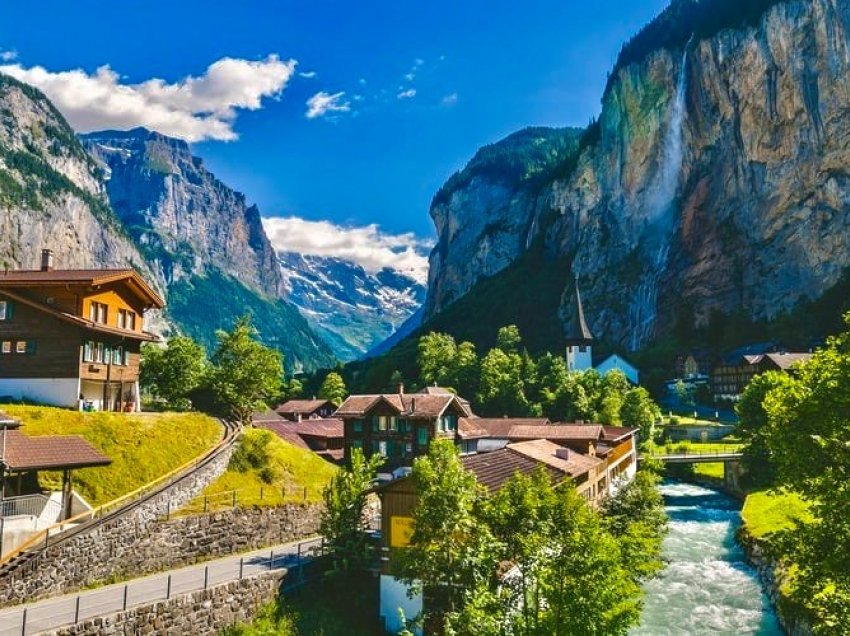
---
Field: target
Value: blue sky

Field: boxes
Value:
[0,0,669,265]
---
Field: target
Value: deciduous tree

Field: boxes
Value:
[140,336,208,410]
[319,371,348,406]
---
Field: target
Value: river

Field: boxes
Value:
[631,481,783,635]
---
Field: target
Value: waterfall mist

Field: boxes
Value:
[628,38,692,350]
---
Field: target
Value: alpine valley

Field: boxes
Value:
[347,0,850,390]
[0,74,423,372]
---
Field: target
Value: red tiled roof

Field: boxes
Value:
[458,417,490,440]
[0,269,164,308]
[460,449,564,493]
[1,430,110,471]
[252,410,284,423]
[293,418,343,439]
[601,426,636,442]
[255,421,311,450]
[462,418,551,439]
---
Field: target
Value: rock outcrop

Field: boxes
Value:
[426,0,850,350]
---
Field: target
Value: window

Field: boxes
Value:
[89,302,108,324]
[373,415,388,431]
[417,427,428,446]
[15,341,26,354]
[117,309,137,330]
[83,341,93,362]
[93,342,104,364]
[123,349,130,366]
[352,420,363,433]
[1,341,10,354]
[0,301,11,321]
[388,416,398,432]
[113,346,124,366]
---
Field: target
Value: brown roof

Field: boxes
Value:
[334,393,469,419]
[0,289,160,342]
[276,399,334,415]
[601,426,636,442]
[292,418,343,439]
[0,268,164,308]
[462,418,551,439]
[416,386,455,395]
[252,410,284,423]
[507,440,601,478]
[762,352,813,370]
[255,421,311,450]
[461,448,564,493]
[1,430,110,471]
[458,417,491,440]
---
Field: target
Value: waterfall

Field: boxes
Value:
[628,37,692,351]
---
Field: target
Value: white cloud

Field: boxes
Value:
[0,55,295,142]
[305,90,351,119]
[298,70,317,78]
[441,92,458,106]
[404,72,415,81]
[397,88,416,100]
[263,216,433,283]
[0,50,17,62]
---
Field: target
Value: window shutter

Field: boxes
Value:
[26,341,36,354]
[3,301,13,321]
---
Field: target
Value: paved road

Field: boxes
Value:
[0,536,323,636]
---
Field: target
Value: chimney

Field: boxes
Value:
[398,383,404,396]
[40,249,54,272]
[555,447,570,460]
[587,442,596,457]
[411,397,416,413]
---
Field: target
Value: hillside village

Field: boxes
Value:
[1,0,850,633]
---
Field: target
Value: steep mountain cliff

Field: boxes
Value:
[0,74,153,277]
[81,128,335,372]
[278,251,425,361]
[426,0,850,353]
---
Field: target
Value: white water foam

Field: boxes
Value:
[631,481,782,635]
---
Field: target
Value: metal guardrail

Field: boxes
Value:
[0,495,59,521]
[0,537,324,636]
[0,419,240,568]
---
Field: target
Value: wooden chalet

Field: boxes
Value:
[335,387,471,470]
[0,250,164,411]
[712,344,813,401]
[275,398,336,421]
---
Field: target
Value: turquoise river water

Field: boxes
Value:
[631,481,783,635]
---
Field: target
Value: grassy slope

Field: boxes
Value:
[741,489,813,540]
[182,428,337,513]
[2,406,222,506]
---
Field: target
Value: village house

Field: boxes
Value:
[275,398,336,421]
[0,250,164,411]
[0,410,111,555]
[335,386,471,472]
[253,409,345,463]
[377,438,619,634]
[711,345,812,401]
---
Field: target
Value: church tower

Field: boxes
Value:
[565,275,593,372]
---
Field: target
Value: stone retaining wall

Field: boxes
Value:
[0,440,237,606]
[115,504,323,578]
[45,570,286,635]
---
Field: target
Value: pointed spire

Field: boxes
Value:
[566,274,593,344]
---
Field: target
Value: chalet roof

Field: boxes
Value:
[460,448,564,494]
[252,409,284,423]
[510,424,603,442]
[458,417,491,440]
[0,430,110,471]
[458,417,551,439]
[334,393,470,419]
[0,268,164,308]
[416,386,455,395]
[292,418,344,439]
[276,399,333,415]
[761,352,813,370]
[507,439,602,478]
[565,275,593,344]
[0,289,160,342]
[255,421,311,450]
[600,426,636,442]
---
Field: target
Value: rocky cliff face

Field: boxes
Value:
[279,252,425,361]
[0,75,152,277]
[426,0,850,350]
[82,128,284,297]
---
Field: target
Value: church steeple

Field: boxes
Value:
[566,274,593,345]
[565,275,593,372]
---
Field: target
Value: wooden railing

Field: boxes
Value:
[0,420,239,567]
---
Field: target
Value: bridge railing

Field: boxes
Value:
[640,448,743,459]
